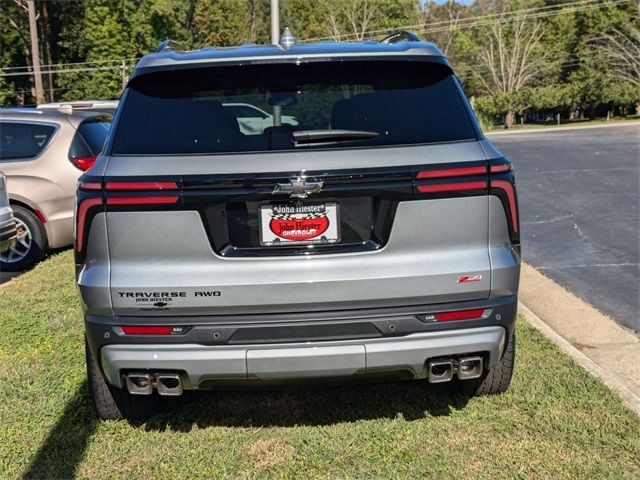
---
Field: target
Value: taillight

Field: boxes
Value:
[121,325,172,335]
[434,309,485,321]
[75,179,181,254]
[71,156,97,171]
[414,159,518,245]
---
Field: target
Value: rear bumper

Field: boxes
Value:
[101,326,506,389]
[0,215,17,253]
[87,296,517,389]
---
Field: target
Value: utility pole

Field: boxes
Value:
[270,0,281,126]
[270,0,280,45]
[26,0,44,104]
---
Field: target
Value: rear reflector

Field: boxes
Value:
[434,309,485,321]
[417,181,487,193]
[121,325,172,335]
[106,181,179,191]
[71,156,97,171]
[417,166,487,179]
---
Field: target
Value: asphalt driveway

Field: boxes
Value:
[490,124,640,332]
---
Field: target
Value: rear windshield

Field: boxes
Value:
[112,61,476,155]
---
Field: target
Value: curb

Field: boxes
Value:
[518,301,640,415]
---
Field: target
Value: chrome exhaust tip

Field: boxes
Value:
[156,373,183,396]
[126,373,153,395]
[428,359,454,383]
[457,356,483,380]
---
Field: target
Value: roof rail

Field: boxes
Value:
[380,30,421,44]
[155,39,188,53]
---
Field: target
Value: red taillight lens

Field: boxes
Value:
[106,196,179,205]
[121,325,172,335]
[105,181,178,191]
[417,181,487,193]
[417,166,487,179]
[72,156,97,171]
[491,180,519,233]
[75,197,102,252]
[434,309,485,321]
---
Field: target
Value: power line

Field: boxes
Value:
[300,0,631,42]
[1,57,139,72]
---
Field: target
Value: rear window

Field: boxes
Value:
[112,61,476,155]
[0,122,57,160]
[68,119,111,161]
[78,120,111,154]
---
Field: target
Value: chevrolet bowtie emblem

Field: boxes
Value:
[272,177,324,199]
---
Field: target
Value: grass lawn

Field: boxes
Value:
[1,251,639,479]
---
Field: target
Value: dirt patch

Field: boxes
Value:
[245,438,294,470]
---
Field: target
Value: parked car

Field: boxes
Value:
[0,108,111,270]
[0,171,16,254]
[38,100,119,115]
[223,102,298,134]
[77,34,520,420]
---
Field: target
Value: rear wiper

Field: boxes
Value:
[292,129,379,146]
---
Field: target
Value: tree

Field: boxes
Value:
[459,6,554,128]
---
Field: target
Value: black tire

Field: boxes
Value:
[0,205,47,271]
[86,338,165,420]
[454,333,516,396]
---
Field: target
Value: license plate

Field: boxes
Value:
[259,203,340,246]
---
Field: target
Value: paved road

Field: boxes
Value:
[490,124,640,332]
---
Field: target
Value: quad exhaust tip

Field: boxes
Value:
[125,372,183,396]
[428,359,454,383]
[156,373,183,396]
[457,356,483,380]
[126,373,153,395]
[427,356,484,383]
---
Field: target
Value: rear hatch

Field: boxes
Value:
[93,59,493,316]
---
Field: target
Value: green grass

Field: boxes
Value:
[1,250,639,479]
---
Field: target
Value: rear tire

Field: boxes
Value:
[455,332,515,396]
[86,338,165,420]
[0,205,47,271]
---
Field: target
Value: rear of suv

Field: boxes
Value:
[77,36,520,420]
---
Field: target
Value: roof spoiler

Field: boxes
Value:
[380,30,421,44]
[156,39,188,53]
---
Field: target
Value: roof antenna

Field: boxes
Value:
[280,27,296,49]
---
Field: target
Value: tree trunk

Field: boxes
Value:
[636,102,640,116]
[504,111,515,129]
[26,0,44,104]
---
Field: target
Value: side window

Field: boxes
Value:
[0,122,57,161]
[227,105,269,119]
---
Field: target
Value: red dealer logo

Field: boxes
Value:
[269,215,329,241]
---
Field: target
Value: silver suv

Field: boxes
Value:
[77,36,520,420]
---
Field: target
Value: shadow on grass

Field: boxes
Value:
[23,379,470,477]
[22,381,97,480]
[142,379,471,432]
